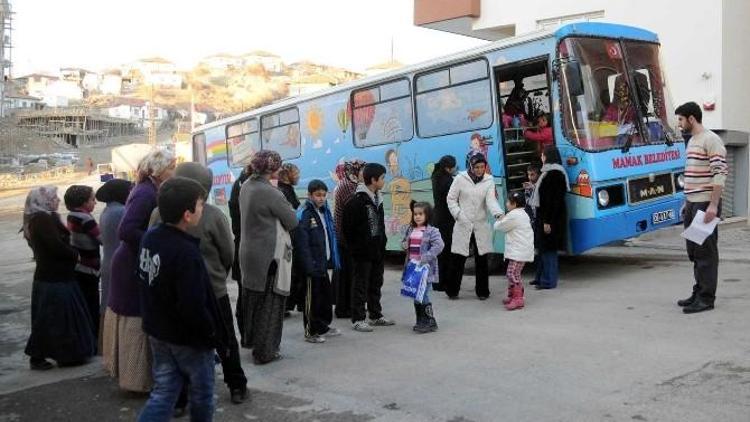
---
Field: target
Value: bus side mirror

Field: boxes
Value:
[563,61,585,97]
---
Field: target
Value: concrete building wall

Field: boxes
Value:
[468,0,728,129]
[722,0,750,134]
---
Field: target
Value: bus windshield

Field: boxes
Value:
[559,37,679,152]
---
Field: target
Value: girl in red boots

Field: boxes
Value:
[494,192,534,310]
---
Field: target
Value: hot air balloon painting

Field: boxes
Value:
[337,106,350,134]
[352,91,376,141]
[306,106,324,139]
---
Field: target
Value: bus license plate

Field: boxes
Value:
[652,209,675,225]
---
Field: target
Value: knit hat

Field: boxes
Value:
[95,179,133,205]
[175,162,213,195]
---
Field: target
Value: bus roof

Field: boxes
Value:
[193,22,657,134]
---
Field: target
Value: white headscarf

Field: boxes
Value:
[21,186,59,240]
[24,185,59,215]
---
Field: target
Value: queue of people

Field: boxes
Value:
[19,100,722,421]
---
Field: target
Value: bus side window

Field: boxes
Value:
[352,78,414,147]
[192,133,207,166]
[415,59,493,138]
[226,119,259,167]
[261,108,301,160]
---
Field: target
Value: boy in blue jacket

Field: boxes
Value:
[137,177,225,422]
[294,180,342,344]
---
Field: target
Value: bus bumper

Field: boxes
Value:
[569,197,684,255]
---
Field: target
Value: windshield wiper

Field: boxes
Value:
[620,40,651,154]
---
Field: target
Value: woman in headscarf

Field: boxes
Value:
[102,149,176,392]
[332,159,365,318]
[529,145,569,289]
[431,155,457,291]
[277,162,303,315]
[277,163,301,210]
[23,186,96,370]
[239,150,299,364]
[94,179,132,344]
[445,153,503,300]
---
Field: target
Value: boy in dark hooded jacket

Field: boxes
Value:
[150,162,248,406]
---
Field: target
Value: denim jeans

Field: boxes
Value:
[137,337,215,422]
[537,250,559,288]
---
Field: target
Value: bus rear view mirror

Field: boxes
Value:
[564,61,584,97]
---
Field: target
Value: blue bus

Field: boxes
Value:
[191,22,685,255]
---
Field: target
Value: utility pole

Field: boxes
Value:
[148,84,156,146]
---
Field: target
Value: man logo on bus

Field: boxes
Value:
[640,185,665,199]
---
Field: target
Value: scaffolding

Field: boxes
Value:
[13,107,143,148]
[0,0,13,118]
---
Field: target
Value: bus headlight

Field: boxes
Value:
[597,189,610,207]
[595,185,625,209]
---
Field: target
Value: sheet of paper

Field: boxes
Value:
[680,209,720,245]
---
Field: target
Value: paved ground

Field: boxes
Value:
[1,179,749,421]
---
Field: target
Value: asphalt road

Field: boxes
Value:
[1,179,749,421]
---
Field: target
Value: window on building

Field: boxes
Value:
[261,108,301,160]
[226,118,260,167]
[415,59,493,138]
[352,78,413,147]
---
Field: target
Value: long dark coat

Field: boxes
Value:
[431,173,455,246]
[535,169,568,251]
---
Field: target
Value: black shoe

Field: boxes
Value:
[254,352,282,365]
[478,296,489,301]
[677,294,696,307]
[447,295,459,300]
[683,300,714,314]
[534,285,554,290]
[529,280,540,286]
[230,388,249,404]
[29,359,54,371]
[432,284,445,292]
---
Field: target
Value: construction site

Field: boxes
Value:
[13,107,142,148]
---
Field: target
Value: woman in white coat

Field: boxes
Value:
[445,153,503,299]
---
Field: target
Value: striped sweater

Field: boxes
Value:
[67,210,102,275]
[684,129,728,203]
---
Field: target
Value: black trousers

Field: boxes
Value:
[286,268,305,312]
[232,238,244,341]
[333,244,353,317]
[435,225,453,289]
[74,272,99,341]
[351,257,384,323]
[446,234,489,298]
[684,201,721,305]
[303,273,333,336]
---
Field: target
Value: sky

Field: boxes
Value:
[11,0,488,76]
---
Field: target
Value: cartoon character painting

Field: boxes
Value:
[385,149,412,228]
[466,132,491,173]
